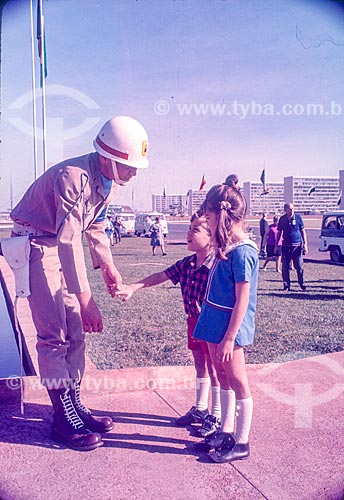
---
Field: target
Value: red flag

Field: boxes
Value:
[199,174,206,191]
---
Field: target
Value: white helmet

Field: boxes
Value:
[93,116,149,169]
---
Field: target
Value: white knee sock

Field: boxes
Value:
[220,389,236,433]
[235,397,253,444]
[210,385,221,418]
[196,377,210,411]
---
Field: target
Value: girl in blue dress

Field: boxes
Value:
[194,177,259,463]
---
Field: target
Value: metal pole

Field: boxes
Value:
[38,0,47,172]
[29,0,38,179]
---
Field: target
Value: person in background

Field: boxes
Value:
[259,213,269,257]
[9,116,149,451]
[193,178,259,464]
[115,211,221,439]
[262,216,282,272]
[105,215,115,246]
[149,216,167,256]
[113,216,122,244]
[275,202,308,291]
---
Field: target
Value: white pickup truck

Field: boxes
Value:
[318,212,344,263]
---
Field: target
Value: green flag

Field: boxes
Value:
[37,0,48,86]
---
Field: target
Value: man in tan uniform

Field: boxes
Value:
[10,116,149,451]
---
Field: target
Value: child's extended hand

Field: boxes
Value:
[114,284,136,302]
[100,262,122,296]
[113,271,166,301]
[216,338,235,362]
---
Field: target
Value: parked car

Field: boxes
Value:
[116,213,135,236]
[318,211,344,262]
[107,205,135,236]
[135,212,169,237]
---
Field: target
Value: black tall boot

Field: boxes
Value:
[70,380,113,433]
[47,387,103,451]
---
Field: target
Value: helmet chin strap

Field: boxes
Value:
[111,160,129,186]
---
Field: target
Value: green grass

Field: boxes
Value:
[85,236,344,369]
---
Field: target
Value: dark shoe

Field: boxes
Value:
[162,253,167,256]
[70,381,113,433]
[52,415,103,452]
[174,406,208,427]
[209,442,250,463]
[193,414,221,438]
[48,388,103,451]
[300,285,307,291]
[283,285,290,291]
[194,430,232,453]
[208,431,234,450]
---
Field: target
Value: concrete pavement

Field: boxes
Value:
[0,257,344,500]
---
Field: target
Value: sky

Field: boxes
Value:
[0,0,343,211]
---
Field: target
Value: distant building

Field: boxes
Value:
[186,190,208,216]
[243,182,284,215]
[153,190,207,216]
[284,176,339,213]
[108,204,134,214]
[153,172,344,217]
[152,194,188,215]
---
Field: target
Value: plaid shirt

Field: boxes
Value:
[164,254,212,317]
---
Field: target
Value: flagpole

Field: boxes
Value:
[30,0,38,180]
[263,161,266,213]
[10,171,13,210]
[38,0,48,172]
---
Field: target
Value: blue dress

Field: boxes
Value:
[149,222,163,247]
[193,240,259,346]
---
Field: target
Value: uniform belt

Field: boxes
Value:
[13,221,52,237]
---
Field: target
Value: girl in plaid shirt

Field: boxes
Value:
[115,212,221,437]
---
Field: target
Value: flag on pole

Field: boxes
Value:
[37,0,47,86]
[307,186,316,196]
[337,189,342,206]
[199,174,206,191]
[163,186,167,198]
[260,168,265,190]
[260,187,270,196]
